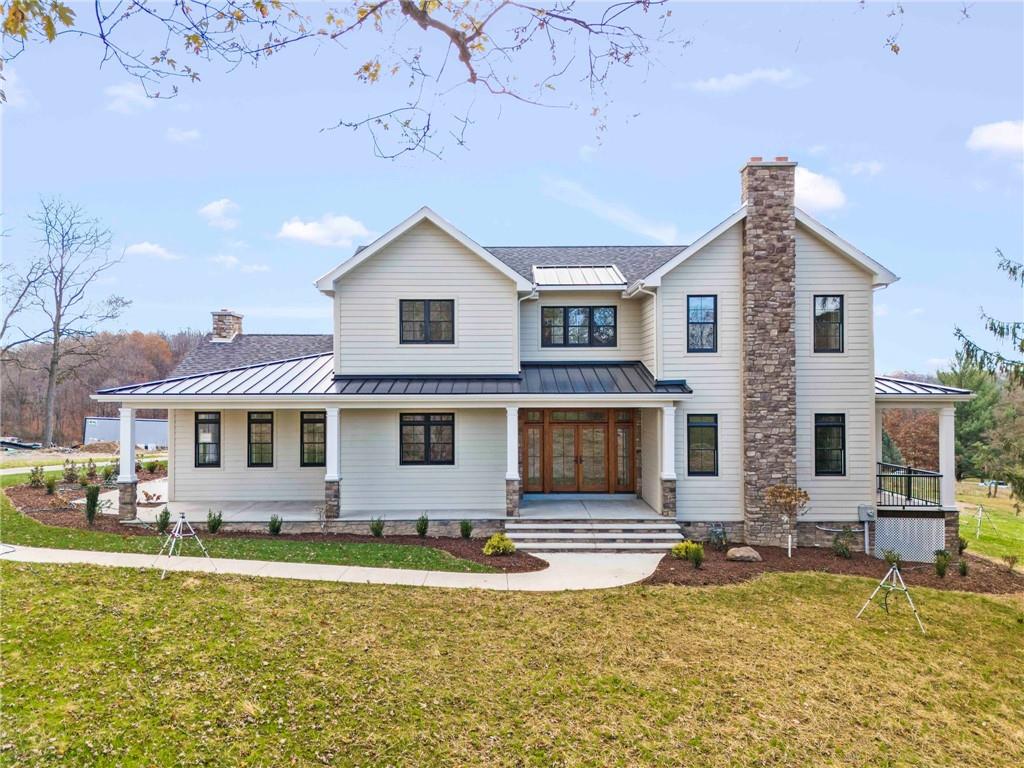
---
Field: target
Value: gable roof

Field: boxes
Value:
[172,334,333,376]
[315,207,533,295]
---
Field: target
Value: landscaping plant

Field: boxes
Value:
[85,459,98,479]
[43,476,57,495]
[671,540,705,569]
[934,549,951,578]
[207,509,223,534]
[1002,554,1018,573]
[155,507,171,534]
[459,520,473,539]
[958,535,969,555]
[882,549,903,569]
[482,532,516,556]
[369,517,385,537]
[84,485,100,526]
[78,472,90,488]
[101,465,115,482]
[268,515,283,536]
[62,460,78,484]
[763,484,810,538]
[708,524,728,551]
[145,460,159,473]
[27,466,45,488]
[832,527,855,559]
[958,557,969,577]
[415,513,429,538]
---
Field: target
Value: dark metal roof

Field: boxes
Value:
[171,334,333,376]
[874,377,973,398]
[485,245,686,285]
[98,356,691,398]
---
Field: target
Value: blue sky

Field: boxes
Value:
[2,1,1021,375]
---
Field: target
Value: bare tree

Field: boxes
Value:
[1,257,46,357]
[24,198,130,445]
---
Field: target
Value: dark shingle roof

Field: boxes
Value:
[485,245,686,285]
[171,334,333,376]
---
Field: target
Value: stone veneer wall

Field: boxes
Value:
[505,479,521,516]
[324,480,340,519]
[117,481,138,521]
[740,159,799,546]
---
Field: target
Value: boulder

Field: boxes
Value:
[725,546,762,563]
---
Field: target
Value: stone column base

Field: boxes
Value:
[505,479,521,517]
[324,479,340,519]
[117,481,138,521]
[660,478,676,517]
[944,509,960,554]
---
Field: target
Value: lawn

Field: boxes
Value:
[0,563,1021,767]
[0,452,165,470]
[0,494,494,573]
[957,479,1024,561]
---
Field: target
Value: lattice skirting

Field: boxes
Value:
[874,517,945,563]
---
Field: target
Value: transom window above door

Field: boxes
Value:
[400,299,454,344]
[541,306,617,347]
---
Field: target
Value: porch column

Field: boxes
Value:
[324,407,340,519]
[938,405,956,509]
[505,406,520,516]
[660,405,677,517]
[116,407,137,520]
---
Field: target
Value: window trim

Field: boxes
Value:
[299,411,327,468]
[686,294,718,354]
[686,414,719,477]
[399,412,456,466]
[399,299,455,345]
[813,294,845,354]
[247,411,275,468]
[814,413,847,477]
[540,305,618,348]
[194,412,221,469]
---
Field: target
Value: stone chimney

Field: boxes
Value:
[740,156,798,546]
[211,309,243,341]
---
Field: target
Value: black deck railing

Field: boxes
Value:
[876,462,942,508]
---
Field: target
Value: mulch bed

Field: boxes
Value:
[644,546,1024,595]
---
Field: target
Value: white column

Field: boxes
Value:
[661,405,676,480]
[325,407,340,482]
[875,406,884,462]
[505,406,520,480]
[117,407,136,482]
[938,405,956,508]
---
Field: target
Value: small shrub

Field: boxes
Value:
[882,549,903,569]
[62,460,78,484]
[934,549,951,578]
[707,524,728,552]
[44,476,57,495]
[27,465,45,488]
[415,513,429,538]
[832,526,855,559]
[101,464,116,481]
[155,507,172,534]
[958,558,969,577]
[369,517,385,537]
[268,515,283,535]
[459,520,474,539]
[85,459,98,479]
[134,459,143,472]
[207,509,223,534]
[482,532,516,556]
[84,485,100,526]
[144,460,159,473]
[1003,554,1019,573]
[78,472,91,488]
[957,536,968,555]
[671,540,705,568]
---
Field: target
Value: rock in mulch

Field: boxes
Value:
[726,546,762,562]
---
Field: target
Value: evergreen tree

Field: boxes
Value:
[938,352,1001,479]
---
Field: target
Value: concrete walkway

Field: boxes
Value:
[0,545,663,592]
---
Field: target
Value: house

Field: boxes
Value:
[95,157,972,558]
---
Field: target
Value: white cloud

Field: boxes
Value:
[795,167,847,212]
[579,144,598,162]
[846,160,884,177]
[966,120,1023,156]
[124,241,181,261]
[2,67,30,108]
[211,253,240,268]
[688,68,800,94]
[874,304,889,318]
[198,198,240,230]
[240,263,270,273]
[542,178,680,244]
[166,127,200,143]
[104,83,154,115]
[277,214,373,248]
[211,253,269,274]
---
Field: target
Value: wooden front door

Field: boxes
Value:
[521,409,632,494]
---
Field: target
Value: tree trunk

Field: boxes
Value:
[42,334,60,446]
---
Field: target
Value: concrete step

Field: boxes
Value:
[509,518,668,526]
[507,531,683,541]
[506,521,679,531]
[517,541,678,552]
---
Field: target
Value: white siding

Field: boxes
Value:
[171,410,324,502]
[334,220,519,375]
[638,293,657,375]
[640,407,662,510]
[795,227,876,521]
[519,291,643,362]
[340,409,505,513]
[659,223,744,521]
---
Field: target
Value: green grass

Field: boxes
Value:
[957,479,1024,561]
[0,494,494,573]
[1,563,1021,767]
[0,452,165,469]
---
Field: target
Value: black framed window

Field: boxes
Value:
[813,295,844,353]
[687,295,718,353]
[300,411,326,467]
[541,306,616,347]
[687,414,718,476]
[247,411,274,468]
[195,412,221,468]
[400,299,454,344]
[400,413,455,465]
[814,414,846,476]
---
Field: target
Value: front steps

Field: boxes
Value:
[506,518,683,553]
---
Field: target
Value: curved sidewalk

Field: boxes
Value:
[0,544,663,592]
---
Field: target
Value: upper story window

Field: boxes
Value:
[541,306,617,347]
[687,295,718,353]
[813,295,844,353]
[300,411,326,467]
[687,414,719,476]
[400,413,455,465]
[400,300,454,344]
[814,413,846,476]
[247,412,274,467]
[195,412,221,468]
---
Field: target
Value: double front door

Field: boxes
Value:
[521,409,635,494]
